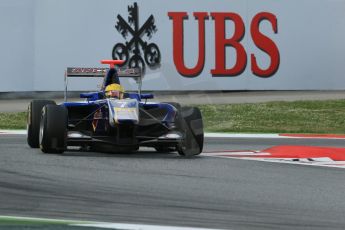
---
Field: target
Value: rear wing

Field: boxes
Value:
[66,67,141,78]
[64,67,142,101]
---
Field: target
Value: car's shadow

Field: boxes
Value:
[61,149,203,159]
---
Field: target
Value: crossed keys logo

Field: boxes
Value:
[112,2,161,71]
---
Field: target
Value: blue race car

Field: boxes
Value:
[27,60,203,156]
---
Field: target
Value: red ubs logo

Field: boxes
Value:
[168,11,280,78]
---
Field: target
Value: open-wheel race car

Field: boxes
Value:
[27,60,203,156]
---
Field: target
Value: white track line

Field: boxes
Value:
[0,215,224,230]
[0,130,26,135]
[74,223,224,230]
[205,133,282,138]
[2,130,345,139]
[205,132,345,139]
[2,130,280,138]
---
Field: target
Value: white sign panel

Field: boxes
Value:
[1,0,345,91]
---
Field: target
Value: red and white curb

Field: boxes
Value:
[204,145,345,168]
[206,133,345,168]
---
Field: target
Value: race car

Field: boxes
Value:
[27,60,203,156]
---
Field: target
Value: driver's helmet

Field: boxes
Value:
[105,83,125,99]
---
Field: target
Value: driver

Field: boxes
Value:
[105,83,125,99]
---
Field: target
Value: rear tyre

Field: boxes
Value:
[39,105,67,153]
[177,106,204,156]
[27,100,56,148]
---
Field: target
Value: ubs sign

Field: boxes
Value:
[168,11,280,78]
[113,3,280,78]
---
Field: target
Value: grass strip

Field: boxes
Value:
[0,216,88,226]
[0,112,27,129]
[0,100,345,133]
[198,99,345,133]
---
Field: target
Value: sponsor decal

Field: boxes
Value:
[92,110,103,132]
[66,67,107,77]
[69,68,107,74]
[111,3,280,79]
[112,3,280,78]
[112,2,161,71]
[168,11,280,78]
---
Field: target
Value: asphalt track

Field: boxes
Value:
[1,135,345,230]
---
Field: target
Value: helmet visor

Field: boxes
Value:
[106,90,122,98]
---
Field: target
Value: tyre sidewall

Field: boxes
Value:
[39,105,67,153]
[27,100,55,148]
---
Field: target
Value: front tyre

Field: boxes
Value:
[177,106,204,156]
[39,105,68,153]
[27,100,56,148]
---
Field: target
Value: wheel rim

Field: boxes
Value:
[39,120,43,146]
[39,110,45,147]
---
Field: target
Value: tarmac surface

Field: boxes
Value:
[1,135,345,230]
[1,91,345,229]
[1,90,345,112]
